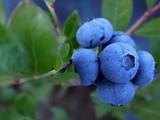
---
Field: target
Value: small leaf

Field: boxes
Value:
[8,0,58,75]
[133,95,160,120]
[0,0,5,25]
[15,94,36,118]
[135,18,160,38]
[54,55,62,70]
[146,0,157,8]
[150,37,160,71]
[58,36,73,60]
[102,0,132,31]
[63,10,81,49]
[61,43,70,62]
[52,107,69,120]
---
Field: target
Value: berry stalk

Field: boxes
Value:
[11,62,72,86]
[44,1,62,35]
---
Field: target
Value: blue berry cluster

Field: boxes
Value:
[71,18,157,106]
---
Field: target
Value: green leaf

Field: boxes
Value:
[0,87,16,103]
[0,75,14,87]
[8,0,58,75]
[91,92,126,119]
[132,81,160,120]
[15,94,36,118]
[63,10,81,49]
[61,43,70,61]
[0,25,32,77]
[151,37,160,71]
[0,25,27,76]
[58,36,73,61]
[132,96,160,120]
[54,55,62,70]
[95,99,113,117]
[135,18,160,38]
[146,0,157,8]
[136,81,160,101]
[0,0,5,25]
[31,82,53,102]
[20,78,54,103]
[102,0,132,31]
[61,43,70,62]
[52,107,69,120]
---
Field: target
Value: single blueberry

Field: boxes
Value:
[71,48,99,86]
[100,42,139,83]
[96,80,135,106]
[132,51,156,86]
[76,18,113,48]
[105,31,136,48]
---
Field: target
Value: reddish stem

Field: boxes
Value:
[50,2,54,9]
[126,3,160,36]
[14,79,21,84]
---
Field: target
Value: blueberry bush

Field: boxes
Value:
[0,0,160,120]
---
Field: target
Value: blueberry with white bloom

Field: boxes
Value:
[76,18,113,48]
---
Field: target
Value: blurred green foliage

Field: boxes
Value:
[135,18,160,38]
[146,0,157,8]
[0,0,5,25]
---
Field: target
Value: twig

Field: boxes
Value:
[98,45,102,56]
[44,1,62,35]
[12,62,72,85]
[126,3,160,36]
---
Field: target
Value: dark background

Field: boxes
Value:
[4,0,160,51]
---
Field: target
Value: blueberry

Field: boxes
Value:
[76,18,113,48]
[106,31,136,48]
[100,42,139,83]
[132,51,156,86]
[96,80,135,106]
[71,48,99,86]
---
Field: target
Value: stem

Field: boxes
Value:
[44,1,62,35]
[51,9,62,34]
[98,45,102,56]
[126,3,160,36]
[13,70,57,85]
[12,62,72,85]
